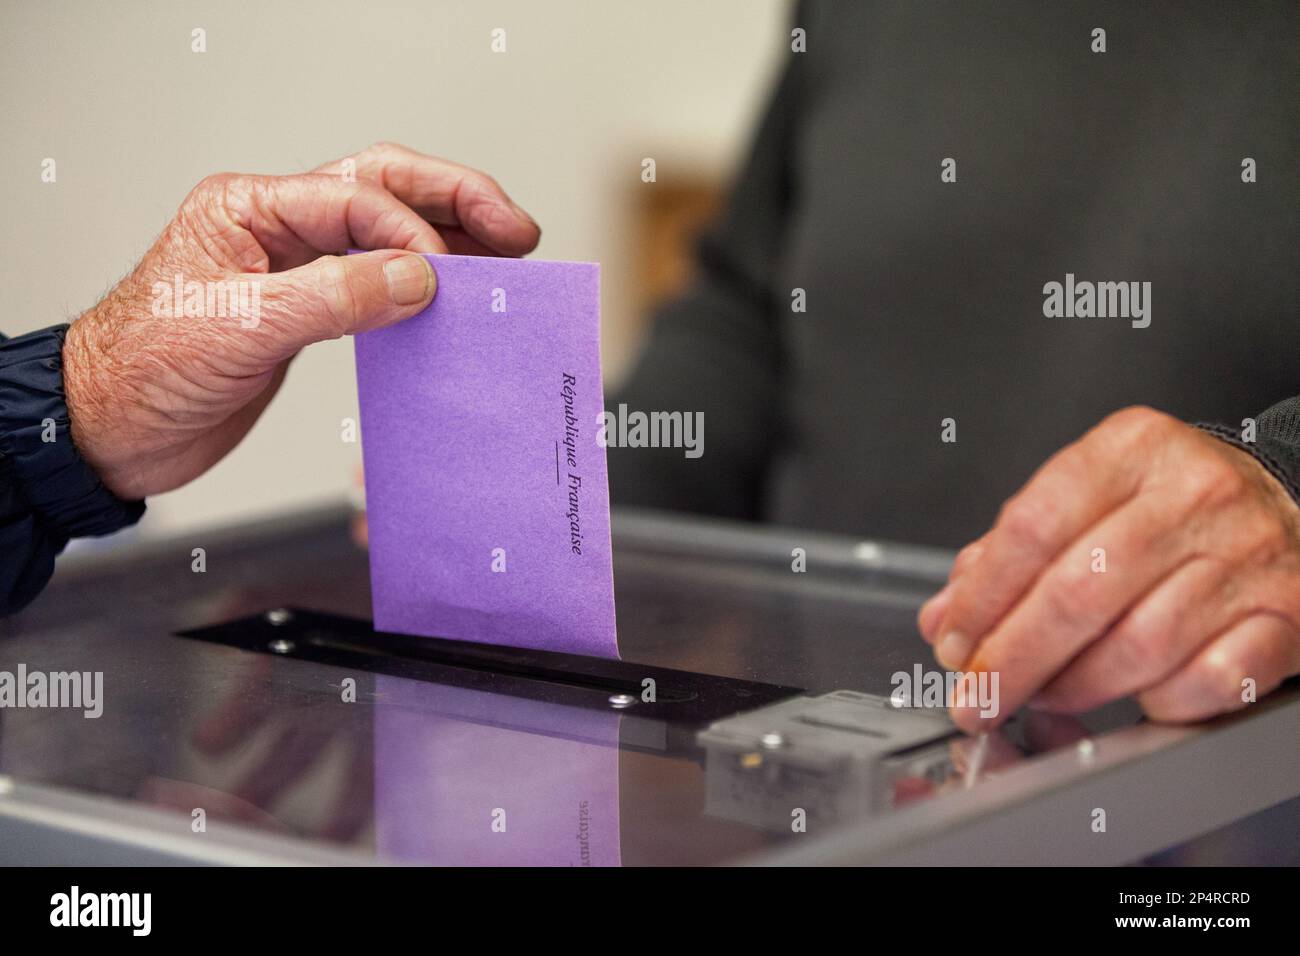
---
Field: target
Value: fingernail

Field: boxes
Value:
[935,630,975,670]
[384,255,435,306]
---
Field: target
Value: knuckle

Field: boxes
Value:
[462,170,505,203]
[358,142,414,176]
[1105,404,1169,437]
[951,539,986,577]
[941,584,978,629]
[196,171,237,193]
[1178,456,1247,512]
[1101,405,1177,456]
[997,494,1053,551]
[1041,566,1099,630]
[344,176,387,203]
[471,200,513,235]
[185,173,239,212]
[313,255,356,336]
[1244,515,1290,564]
[1106,622,1167,681]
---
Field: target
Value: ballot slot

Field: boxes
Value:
[177,607,803,727]
[303,632,673,699]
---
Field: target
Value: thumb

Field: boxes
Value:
[256,250,436,359]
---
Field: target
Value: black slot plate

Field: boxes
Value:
[178,607,803,727]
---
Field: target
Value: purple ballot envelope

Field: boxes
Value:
[355,254,618,659]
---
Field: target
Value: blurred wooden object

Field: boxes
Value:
[635,176,723,313]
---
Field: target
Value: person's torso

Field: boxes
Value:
[767,0,1300,546]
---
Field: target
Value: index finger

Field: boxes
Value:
[932,407,1165,670]
[315,142,541,256]
[211,172,449,272]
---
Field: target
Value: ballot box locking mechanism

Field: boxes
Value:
[696,690,962,831]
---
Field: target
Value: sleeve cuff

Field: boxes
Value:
[1195,421,1300,507]
[0,324,145,538]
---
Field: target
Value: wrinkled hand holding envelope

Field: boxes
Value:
[355,254,619,659]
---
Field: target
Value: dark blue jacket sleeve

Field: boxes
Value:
[0,326,145,616]
[0,479,68,615]
[0,328,66,614]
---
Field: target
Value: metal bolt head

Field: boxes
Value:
[608,693,636,709]
[268,638,295,655]
[1077,739,1096,762]
[266,608,293,626]
[759,732,785,750]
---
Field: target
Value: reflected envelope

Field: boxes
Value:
[355,254,618,658]
[375,677,621,866]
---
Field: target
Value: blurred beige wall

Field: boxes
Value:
[0,0,786,537]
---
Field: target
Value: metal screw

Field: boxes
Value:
[268,638,295,655]
[608,693,636,709]
[760,732,785,750]
[266,608,293,626]
[1077,739,1096,762]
